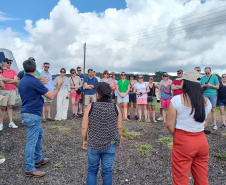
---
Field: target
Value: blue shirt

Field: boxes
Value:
[200,75,219,97]
[76,74,86,92]
[84,77,98,95]
[18,74,49,116]
[41,71,54,91]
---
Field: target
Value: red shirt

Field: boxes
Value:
[172,79,183,96]
[1,67,17,90]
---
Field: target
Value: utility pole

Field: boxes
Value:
[83,42,86,75]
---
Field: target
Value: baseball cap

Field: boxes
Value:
[176,70,201,83]
[28,57,35,61]
[94,82,112,98]
[163,73,169,76]
[3,58,13,62]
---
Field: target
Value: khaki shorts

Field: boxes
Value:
[84,94,96,105]
[0,90,16,106]
[43,96,52,103]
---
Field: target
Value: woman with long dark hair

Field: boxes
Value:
[166,70,212,185]
[82,82,122,185]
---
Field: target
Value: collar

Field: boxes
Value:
[3,67,11,71]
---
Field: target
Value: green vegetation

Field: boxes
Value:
[159,137,173,144]
[0,155,5,159]
[122,127,141,139]
[130,144,137,148]
[49,126,71,133]
[137,145,154,153]
[13,116,21,120]
[53,163,63,168]
[138,122,151,125]
[50,126,62,129]
[168,142,173,150]
[221,133,226,138]
[214,152,226,161]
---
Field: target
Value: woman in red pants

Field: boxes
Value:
[166,70,212,185]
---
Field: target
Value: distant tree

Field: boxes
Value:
[213,73,220,78]
[155,71,167,76]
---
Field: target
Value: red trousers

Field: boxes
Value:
[171,129,209,185]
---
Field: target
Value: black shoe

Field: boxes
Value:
[134,116,139,120]
[77,114,83,118]
[127,115,131,119]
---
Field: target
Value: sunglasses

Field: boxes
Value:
[222,76,226,78]
[44,66,49,68]
[61,71,66,73]
[7,61,12,64]
[163,75,168,77]
[121,74,126,76]
[149,78,153,80]
[177,72,182,75]
[104,73,108,75]
[71,72,76,74]
[205,73,210,75]
[138,77,143,79]
[77,70,81,71]
[196,70,201,72]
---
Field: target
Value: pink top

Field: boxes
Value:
[1,67,17,90]
[172,79,183,96]
[112,81,116,93]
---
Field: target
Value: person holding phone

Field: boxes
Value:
[53,68,71,121]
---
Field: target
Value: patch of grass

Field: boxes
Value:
[0,155,5,159]
[137,145,154,153]
[221,133,226,138]
[138,122,151,125]
[13,116,21,120]
[130,144,137,148]
[159,137,173,144]
[138,128,144,131]
[58,127,71,132]
[168,141,173,150]
[122,127,141,139]
[15,98,21,103]
[53,163,63,168]
[50,126,62,129]
[215,106,226,118]
[214,152,226,161]
[155,102,160,114]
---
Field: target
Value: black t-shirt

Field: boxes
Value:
[218,82,226,100]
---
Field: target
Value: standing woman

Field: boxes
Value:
[100,70,115,89]
[166,71,211,185]
[147,76,159,122]
[158,73,172,123]
[133,75,149,122]
[69,68,83,119]
[82,82,122,185]
[217,74,226,128]
[128,75,138,120]
[54,68,71,121]
[116,72,130,121]
[109,74,117,104]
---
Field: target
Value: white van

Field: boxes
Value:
[0,48,20,100]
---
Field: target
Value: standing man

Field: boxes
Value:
[84,69,98,111]
[41,62,54,122]
[76,66,85,117]
[194,67,201,74]
[201,67,219,130]
[172,69,183,96]
[0,58,18,130]
[19,59,63,177]
[93,71,101,82]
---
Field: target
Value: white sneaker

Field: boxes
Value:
[0,124,3,131]
[157,117,163,121]
[213,125,218,130]
[9,122,18,129]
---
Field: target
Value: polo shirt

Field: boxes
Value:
[77,74,86,92]
[18,74,49,116]
[117,79,130,93]
[2,67,17,90]
[172,79,183,96]
[200,75,219,97]
[84,77,98,95]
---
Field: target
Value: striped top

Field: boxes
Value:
[88,102,120,151]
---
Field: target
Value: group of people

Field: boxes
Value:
[0,57,226,185]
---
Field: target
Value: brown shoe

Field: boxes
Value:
[25,170,45,178]
[35,158,50,168]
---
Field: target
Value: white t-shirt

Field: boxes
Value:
[171,95,212,132]
[134,82,147,99]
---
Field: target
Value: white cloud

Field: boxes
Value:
[0,0,226,75]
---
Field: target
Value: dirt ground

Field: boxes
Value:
[0,99,225,185]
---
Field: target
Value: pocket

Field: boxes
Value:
[21,114,35,127]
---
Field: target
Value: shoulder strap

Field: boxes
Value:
[88,102,95,116]
[206,75,212,83]
[114,104,118,116]
[71,77,75,86]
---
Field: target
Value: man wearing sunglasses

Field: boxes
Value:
[76,67,85,117]
[201,67,219,130]
[172,69,183,97]
[0,58,18,130]
[41,63,54,122]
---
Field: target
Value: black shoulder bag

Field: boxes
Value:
[148,84,155,102]
[202,75,212,92]
[71,77,81,94]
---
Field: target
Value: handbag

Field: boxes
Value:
[148,84,155,102]
[71,77,82,94]
[164,86,171,94]
[202,75,212,92]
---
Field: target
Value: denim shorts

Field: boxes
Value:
[117,93,129,103]
[217,98,226,107]
[206,95,217,108]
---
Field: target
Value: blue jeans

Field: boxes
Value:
[87,143,116,185]
[21,113,43,172]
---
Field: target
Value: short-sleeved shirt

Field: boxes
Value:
[172,79,183,96]
[18,74,49,116]
[84,77,98,95]
[41,71,54,91]
[53,76,71,91]
[134,82,147,98]
[2,67,17,90]
[18,70,41,80]
[200,75,219,97]
[100,78,113,84]
[77,74,86,92]
[117,79,130,93]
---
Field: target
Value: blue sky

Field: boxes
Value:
[0,0,126,34]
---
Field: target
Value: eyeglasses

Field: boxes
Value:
[121,74,126,76]
[44,66,49,68]
[222,76,226,78]
[71,72,76,74]
[77,70,81,71]
[61,71,66,73]
[205,73,210,75]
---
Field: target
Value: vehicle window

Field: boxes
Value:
[0,52,5,64]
